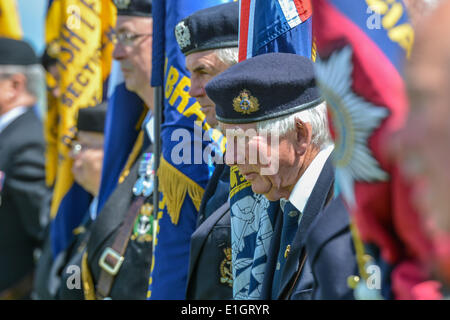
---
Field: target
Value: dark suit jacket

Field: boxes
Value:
[305,195,357,299]
[260,156,335,299]
[0,107,48,292]
[84,145,153,300]
[186,163,233,300]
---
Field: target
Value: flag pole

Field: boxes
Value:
[152,85,163,248]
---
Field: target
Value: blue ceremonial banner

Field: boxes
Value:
[97,61,146,214]
[147,0,228,300]
[230,0,313,299]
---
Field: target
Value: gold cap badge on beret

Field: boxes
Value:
[114,0,131,9]
[233,89,259,115]
[175,21,191,50]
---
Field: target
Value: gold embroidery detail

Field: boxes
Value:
[233,89,260,115]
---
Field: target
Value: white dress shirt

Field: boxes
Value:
[281,144,334,218]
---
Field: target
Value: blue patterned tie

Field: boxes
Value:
[271,200,301,299]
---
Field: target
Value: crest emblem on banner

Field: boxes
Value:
[315,46,389,206]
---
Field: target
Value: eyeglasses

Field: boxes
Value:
[112,31,152,47]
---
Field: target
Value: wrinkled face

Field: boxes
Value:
[0,76,12,114]
[185,50,230,128]
[0,73,27,114]
[221,120,312,201]
[113,16,153,96]
[70,131,104,196]
[395,36,450,233]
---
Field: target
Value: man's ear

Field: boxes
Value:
[294,118,312,155]
[10,73,27,94]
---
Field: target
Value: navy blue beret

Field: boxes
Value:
[175,2,239,56]
[113,0,152,17]
[77,102,108,133]
[0,38,38,66]
[205,52,323,124]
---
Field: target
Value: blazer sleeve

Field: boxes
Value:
[7,138,49,243]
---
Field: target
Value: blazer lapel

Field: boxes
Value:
[259,204,283,299]
[306,195,350,265]
[277,157,335,298]
[87,145,151,261]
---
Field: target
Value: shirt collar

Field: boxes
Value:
[285,144,334,213]
[0,106,28,134]
[143,110,154,144]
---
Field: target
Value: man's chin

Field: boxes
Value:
[250,183,276,199]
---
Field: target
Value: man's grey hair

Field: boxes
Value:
[256,101,332,149]
[214,46,239,66]
[0,64,44,99]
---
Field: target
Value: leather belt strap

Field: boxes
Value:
[96,196,145,299]
[0,272,34,300]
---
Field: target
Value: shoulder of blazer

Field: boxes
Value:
[0,108,44,145]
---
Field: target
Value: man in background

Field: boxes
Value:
[174,1,239,299]
[0,37,49,300]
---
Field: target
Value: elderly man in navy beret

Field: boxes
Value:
[206,52,357,299]
[174,1,239,299]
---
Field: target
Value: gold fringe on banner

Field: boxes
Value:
[157,156,205,225]
[81,252,96,300]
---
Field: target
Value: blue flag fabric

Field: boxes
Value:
[230,0,313,299]
[50,184,92,259]
[147,0,229,300]
[97,61,146,214]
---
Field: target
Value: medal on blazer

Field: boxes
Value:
[131,203,154,243]
[0,171,5,207]
[132,152,155,197]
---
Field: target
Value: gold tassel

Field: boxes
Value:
[81,251,96,300]
[157,156,205,225]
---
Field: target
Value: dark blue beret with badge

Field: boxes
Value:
[174,1,239,56]
[205,52,323,124]
[113,0,152,17]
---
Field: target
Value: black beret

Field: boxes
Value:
[205,52,323,124]
[175,2,239,56]
[113,0,152,17]
[77,102,108,133]
[0,37,38,66]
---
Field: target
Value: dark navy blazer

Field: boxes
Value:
[260,156,357,299]
[186,163,233,300]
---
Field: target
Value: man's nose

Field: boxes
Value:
[189,78,205,98]
[113,42,127,60]
[225,140,246,166]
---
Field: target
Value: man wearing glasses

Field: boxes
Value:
[112,0,154,109]
[70,0,155,300]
